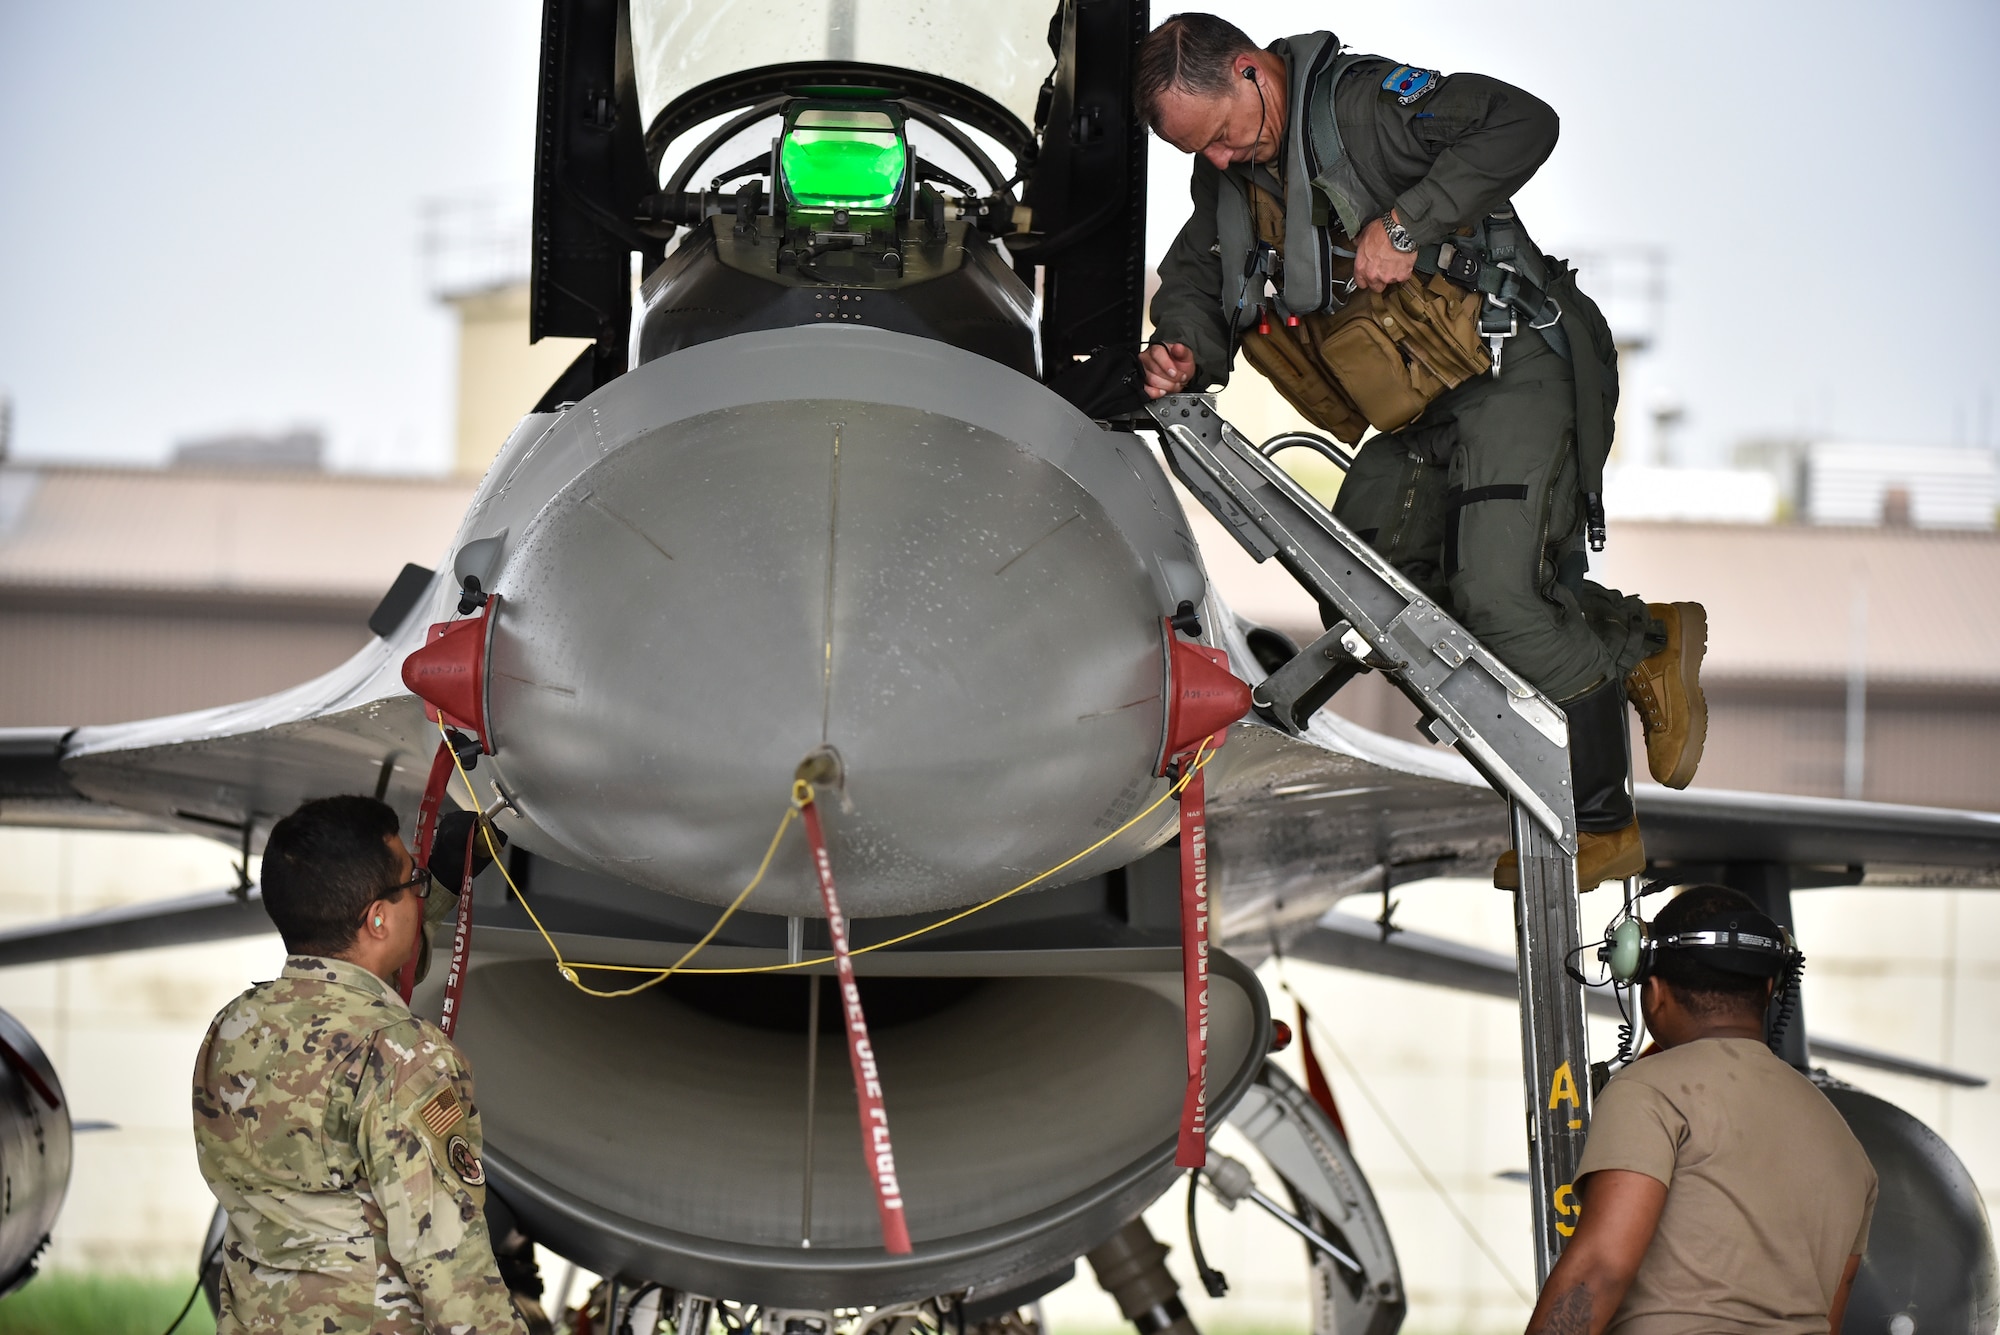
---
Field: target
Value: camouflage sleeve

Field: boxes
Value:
[1148,158,1237,389]
[356,1022,528,1335]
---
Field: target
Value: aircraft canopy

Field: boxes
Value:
[630,0,1057,137]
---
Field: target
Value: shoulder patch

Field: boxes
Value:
[446,1133,486,1186]
[417,1085,463,1139]
[1381,66,1441,106]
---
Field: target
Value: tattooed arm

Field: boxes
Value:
[1828,1254,1862,1335]
[1524,1171,1667,1335]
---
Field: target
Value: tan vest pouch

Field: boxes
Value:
[1304,274,1490,435]
[1241,328,1371,444]
[1241,183,1493,437]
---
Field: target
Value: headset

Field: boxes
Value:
[1588,889,1807,1063]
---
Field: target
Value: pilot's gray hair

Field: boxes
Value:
[1135,13,1260,129]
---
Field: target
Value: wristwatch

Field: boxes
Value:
[1379,212,1416,253]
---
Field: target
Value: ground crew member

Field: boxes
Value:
[1525,885,1877,1335]
[193,795,529,1334]
[1135,14,1707,888]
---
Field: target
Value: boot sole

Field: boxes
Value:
[1493,841,1647,892]
[1661,602,1709,789]
[1582,834,1648,889]
[1496,819,1648,891]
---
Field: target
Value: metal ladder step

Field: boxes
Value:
[1145,394,1592,1282]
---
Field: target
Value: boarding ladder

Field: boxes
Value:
[1146,395,1589,1282]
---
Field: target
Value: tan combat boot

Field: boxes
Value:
[1492,821,1647,892]
[1626,601,1708,789]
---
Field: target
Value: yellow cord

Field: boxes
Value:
[438,719,1213,993]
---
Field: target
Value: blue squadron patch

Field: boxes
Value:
[1381,65,1440,106]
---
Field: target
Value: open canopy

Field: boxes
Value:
[631,0,1057,141]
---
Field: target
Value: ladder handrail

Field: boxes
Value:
[1145,395,1577,851]
[1144,394,1594,1283]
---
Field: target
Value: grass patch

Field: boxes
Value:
[0,1271,213,1335]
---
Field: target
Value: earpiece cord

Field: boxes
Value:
[1611,873,1644,1063]
[1611,979,1637,1066]
[1561,936,1605,988]
[1246,64,1269,167]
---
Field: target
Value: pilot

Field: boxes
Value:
[192,795,531,1335]
[1525,885,1877,1335]
[1135,14,1706,889]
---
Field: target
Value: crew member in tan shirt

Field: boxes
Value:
[1524,885,1877,1335]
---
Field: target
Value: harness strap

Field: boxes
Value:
[1556,277,1612,550]
[1417,215,1568,363]
[1446,484,1529,508]
[1419,217,1612,550]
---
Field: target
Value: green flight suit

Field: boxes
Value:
[193,955,528,1335]
[1151,37,1662,703]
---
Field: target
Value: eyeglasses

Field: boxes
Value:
[383,867,435,901]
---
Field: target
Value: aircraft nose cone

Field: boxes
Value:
[480,332,1186,916]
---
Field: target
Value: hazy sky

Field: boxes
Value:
[2,2,1995,473]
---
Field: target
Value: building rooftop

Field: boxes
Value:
[1592,521,2000,687]
[4,463,1996,687]
[0,464,474,603]
[1190,498,2000,689]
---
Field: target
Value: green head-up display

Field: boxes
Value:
[778,102,909,217]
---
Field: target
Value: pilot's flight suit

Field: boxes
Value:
[1150,35,1681,859]
[193,955,528,1335]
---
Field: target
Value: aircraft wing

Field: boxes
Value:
[1,590,1993,1100]
[1634,785,2000,885]
[0,570,456,842]
[4,592,1996,936]
[1284,908,1989,1089]
[0,887,274,968]
[1199,603,2000,948]
[0,870,1982,1091]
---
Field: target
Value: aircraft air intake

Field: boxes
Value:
[423,951,1270,1305]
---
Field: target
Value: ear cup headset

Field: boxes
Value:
[1584,894,1807,1063]
[1602,910,1801,987]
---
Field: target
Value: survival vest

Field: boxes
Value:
[1210,33,1618,545]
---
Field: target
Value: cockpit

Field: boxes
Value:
[530,0,1149,392]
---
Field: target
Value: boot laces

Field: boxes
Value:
[1626,668,1667,732]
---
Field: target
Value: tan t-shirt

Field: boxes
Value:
[1576,1038,1878,1335]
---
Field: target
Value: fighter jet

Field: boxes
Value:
[0,2,1994,1329]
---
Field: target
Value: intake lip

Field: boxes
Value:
[459,948,1271,1305]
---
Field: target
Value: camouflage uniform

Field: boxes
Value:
[192,955,528,1335]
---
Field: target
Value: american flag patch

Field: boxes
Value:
[418,1086,462,1138]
